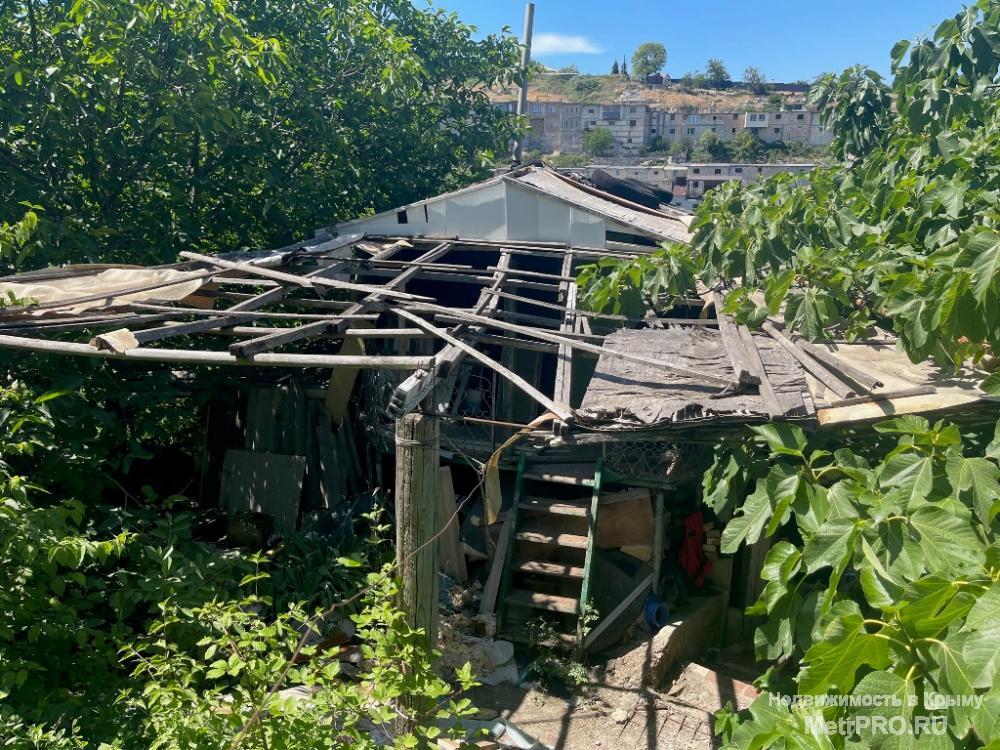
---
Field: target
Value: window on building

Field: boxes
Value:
[735,167,743,173]
[712,115,718,121]
[711,127,717,133]
[687,127,695,135]
[732,128,736,134]
[693,168,701,174]
[669,128,676,134]
[630,106,637,113]
[797,113,805,120]
[627,138,632,143]
[651,128,657,134]
[714,168,722,174]
[758,167,764,172]
[547,104,557,113]
[670,114,676,121]
[774,127,781,134]
[733,113,739,120]
[629,119,637,127]
[775,113,782,120]
[531,103,542,114]
[692,181,699,188]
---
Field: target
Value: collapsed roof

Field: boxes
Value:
[0,165,992,439]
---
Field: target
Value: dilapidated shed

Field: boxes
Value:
[0,165,995,653]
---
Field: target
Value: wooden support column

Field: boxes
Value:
[394,413,441,644]
[652,490,666,595]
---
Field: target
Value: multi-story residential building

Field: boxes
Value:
[571,164,688,193]
[496,99,833,154]
[685,162,815,198]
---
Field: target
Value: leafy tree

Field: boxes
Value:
[808,65,893,161]
[582,128,615,157]
[621,56,629,78]
[743,65,769,95]
[611,60,620,76]
[730,131,766,163]
[709,417,1000,749]
[0,0,520,267]
[692,131,731,162]
[568,75,602,100]
[669,138,694,161]
[631,42,667,81]
[705,58,731,88]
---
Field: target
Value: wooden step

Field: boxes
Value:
[518,496,590,517]
[516,523,589,549]
[506,588,579,614]
[522,465,595,486]
[504,627,578,648]
[516,560,585,579]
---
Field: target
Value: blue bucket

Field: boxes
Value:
[644,594,670,631]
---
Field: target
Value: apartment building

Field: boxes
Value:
[572,164,688,193]
[685,162,815,198]
[496,99,833,155]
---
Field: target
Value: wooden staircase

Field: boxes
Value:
[497,455,604,647]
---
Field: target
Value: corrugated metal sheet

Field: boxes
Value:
[509,169,692,244]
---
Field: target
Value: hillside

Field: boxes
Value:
[489,73,807,111]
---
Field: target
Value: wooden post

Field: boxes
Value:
[395,413,440,642]
[394,413,440,733]
[652,491,666,595]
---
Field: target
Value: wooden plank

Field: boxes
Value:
[761,321,855,399]
[578,459,603,644]
[493,288,720,326]
[395,414,440,645]
[220,449,306,535]
[393,308,572,421]
[403,302,737,387]
[518,496,590,517]
[596,488,654,548]
[179,250,432,302]
[791,336,884,391]
[516,560,585,579]
[480,514,514,616]
[230,319,339,357]
[515,529,589,548]
[582,573,654,650]
[736,326,785,419]
[389,251,513,418]
[653,491,666,596]
[315,418,346,508]
[712,292,758,386]
[554,252,577,408]
[506,589,578,614]
[437,466,467,582]
[0,333,432,369]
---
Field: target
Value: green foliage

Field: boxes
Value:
[582,127,615,157]
[581,2,1000,367]
[730,131,767,163]
[0,381,470,748]
[0,208,40,274]
[705,58,731,88]
[709,417,1000,748]
[577,243,698,318]
[611,60,620,76]
[744,66,769,95]
[0,0,520,266]
[631,41,667,81]
[808,66,893,161]
[693,130,731,162]
[124,571,479,750]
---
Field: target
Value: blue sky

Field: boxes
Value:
[422,0,966,82]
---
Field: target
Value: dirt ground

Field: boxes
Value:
[469,645,761,750]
